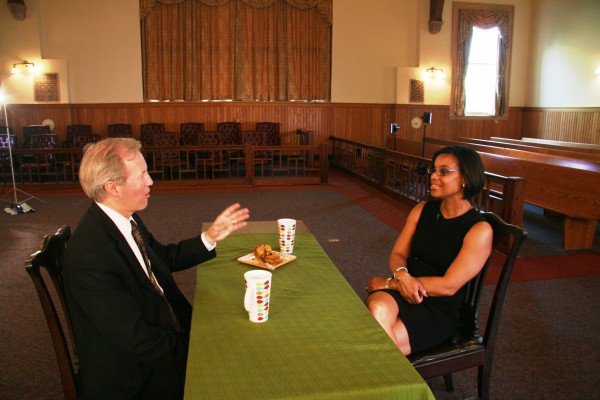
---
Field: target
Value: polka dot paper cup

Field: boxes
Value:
[277,218,296,254]
[244,270,272,323]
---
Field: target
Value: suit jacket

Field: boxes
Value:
[64,203,216,400]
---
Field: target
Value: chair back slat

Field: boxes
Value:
[25,226,78,400]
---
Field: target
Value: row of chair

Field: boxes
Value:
[11,122,281,149]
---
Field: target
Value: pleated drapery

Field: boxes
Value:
[140,0,332,102]
[452,7,511,117]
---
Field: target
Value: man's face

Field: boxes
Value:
[115,150,153,217]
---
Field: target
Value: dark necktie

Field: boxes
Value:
[130,220,183,333]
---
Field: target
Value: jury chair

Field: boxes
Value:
[408,212,527,400]
[241,130,270,175]
[180,122,205,146]
[196,131,229,179]
[256,122,281,146]
[25,225,78,400]
[69,133,102,181]
[140,123,165,147]
[23,124,51,148]
[216,122,242,145]
[0,131,16,183]
[107,123,133,138]
[19,133,59,183]
[65,124,93,147]
[150,132,184,180]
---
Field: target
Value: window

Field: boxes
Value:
[465,27,500,116]
[451,3,514,118]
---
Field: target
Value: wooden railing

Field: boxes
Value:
[329,136,526,227]
[1,143,329,186]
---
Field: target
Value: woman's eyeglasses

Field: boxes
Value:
[426,168,460,176]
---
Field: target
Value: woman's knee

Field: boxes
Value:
[366,294,396,321]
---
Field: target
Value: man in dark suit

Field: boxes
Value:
[64,138,249,399]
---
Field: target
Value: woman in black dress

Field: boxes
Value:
[366,145,493,355]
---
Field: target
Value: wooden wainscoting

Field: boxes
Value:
[7,102,530,152]
[522,107,600,145]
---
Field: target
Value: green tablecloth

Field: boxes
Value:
[185,232,434,400]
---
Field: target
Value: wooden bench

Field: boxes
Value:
[459,137,600,163]
[426,138,599,251]
[520,137,600,153]
[447,139,600,171]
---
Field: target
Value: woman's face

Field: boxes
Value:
[429,153,465,199]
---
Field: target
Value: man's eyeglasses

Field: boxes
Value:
[426,168,460,176]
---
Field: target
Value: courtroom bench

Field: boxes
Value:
[459,137,600,163]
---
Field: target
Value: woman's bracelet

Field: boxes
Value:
[393,266,410,281]
[385,277,393,289]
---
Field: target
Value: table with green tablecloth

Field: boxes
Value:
[185,222,434,400]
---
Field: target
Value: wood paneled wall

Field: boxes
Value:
[5,102,595,149]
[522,108,600,145]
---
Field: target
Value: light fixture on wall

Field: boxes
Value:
[595,66,600,75]
[11,60,37,74]
[425,66,446,78]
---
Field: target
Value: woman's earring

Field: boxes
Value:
[462,183,465,188]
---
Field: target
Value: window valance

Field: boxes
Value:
[140,0,332,25]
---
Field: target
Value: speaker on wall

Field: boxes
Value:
[422,112,432,124]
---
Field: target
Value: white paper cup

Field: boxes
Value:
[244,270,272,323]
[277,218,296,254]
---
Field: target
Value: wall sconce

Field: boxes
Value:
[425,66,446,78]
[11,60,37,74]
[595,66,600,75]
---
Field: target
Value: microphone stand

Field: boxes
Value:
[1,100,45,214]
[421,123,427,158]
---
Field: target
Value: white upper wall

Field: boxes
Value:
[0,0,597,107]
[331,0,419,103]
[526,0,600,107]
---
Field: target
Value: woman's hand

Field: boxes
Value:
[366,277,389,293]
[396,275,427,304]
[204,203,250,245]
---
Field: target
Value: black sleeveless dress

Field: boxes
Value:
[378,200,485,353]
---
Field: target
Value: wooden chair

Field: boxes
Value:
[107,123,133,138]
[25,225,78,400]
[65,125,93,147]
[140,123,165,147]
[72,133,101,149]
[241,130,270,175]
[408,212,527,400]
[217,122,242,145]
[23,124,51,148]
[197,131,228,179]
[180,122,204,146]
[151,132,183,180]
[0,132,16,184]
[256,122,281,145]
[70,133,102,181]
[20,133,59,183]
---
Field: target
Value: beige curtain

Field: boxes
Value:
[452,8,511,117]
[141,0,332,101]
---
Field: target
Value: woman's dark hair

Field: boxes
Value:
[432,145,485,199]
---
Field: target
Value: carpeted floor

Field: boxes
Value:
[1,174,599,399]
